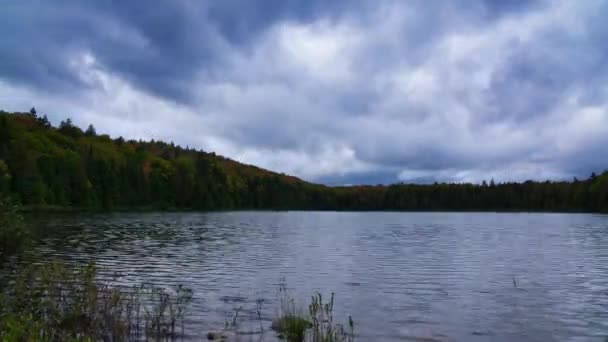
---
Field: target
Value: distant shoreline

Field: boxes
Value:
[21,205,605,214]
[3,111,608,214]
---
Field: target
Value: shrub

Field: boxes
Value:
[0,197,29,260]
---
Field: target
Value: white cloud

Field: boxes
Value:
[2,0,608,184]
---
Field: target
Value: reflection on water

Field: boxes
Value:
[14,212,608,341]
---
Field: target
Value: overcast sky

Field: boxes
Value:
[1,0,607,185]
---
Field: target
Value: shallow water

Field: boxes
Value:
[16,211,608,341]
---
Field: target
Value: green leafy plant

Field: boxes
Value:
[0,196,29,260]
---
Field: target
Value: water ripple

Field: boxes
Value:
[13,211,608,341]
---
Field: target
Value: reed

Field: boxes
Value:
[271,284,354,342]
[0,261,193,341]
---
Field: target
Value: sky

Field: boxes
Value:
[1,0,608,185]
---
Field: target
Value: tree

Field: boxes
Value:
[1,109,608,213]
[85,124,97,137]
[60,118,72,128]
[29,107,37,116]
[0,116,10,158]
[0,160,11,194]
[59,118,83,138]
[37,115,51,128]
[9,139,46,204]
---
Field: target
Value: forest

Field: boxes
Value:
[1,109,607,212]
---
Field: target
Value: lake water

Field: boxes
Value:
[16,212,608,341]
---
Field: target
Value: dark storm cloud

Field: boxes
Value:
[204,0,372,43]
[2,1,221,103]
[0,0,542,102]
[1,0,608,184]
[0,0,366,103]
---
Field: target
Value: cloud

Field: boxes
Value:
[1,0,607,184]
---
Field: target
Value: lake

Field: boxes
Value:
[16,212,608,341]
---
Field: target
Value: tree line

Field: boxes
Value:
[0,109,607,212]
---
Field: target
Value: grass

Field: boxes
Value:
[1,261,356,341]
[308,293,354,342]
[271,283,354,342]
[271,283,310,341]
[0,261,193,341]
[272,314,310,341]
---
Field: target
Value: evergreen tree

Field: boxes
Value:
[85,124,97,137]
[59,118,83,138]
[37,115,51,128]
[0,109,606,213]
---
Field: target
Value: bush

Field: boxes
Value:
[0,197,29,260]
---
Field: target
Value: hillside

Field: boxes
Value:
[1,110,607,212]
[0,110,324,210]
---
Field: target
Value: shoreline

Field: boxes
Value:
[21,205,606,214]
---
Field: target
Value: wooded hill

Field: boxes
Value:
[1,109,607,212]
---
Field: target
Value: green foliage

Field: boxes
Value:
[0,111,316,210]
[58,118,83,139]
[0,110,607,212]
[0,160,11,193]
[0,261,193,341]
[272,283,310,341]
[271,284,354,342]
[273,314,310,342]
[84,124,96,137]
[0,196,29,260]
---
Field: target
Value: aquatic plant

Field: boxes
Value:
[0,261,193,341]
[308,292,354,342]
[271,283,309,341]
[271,284,354,342]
